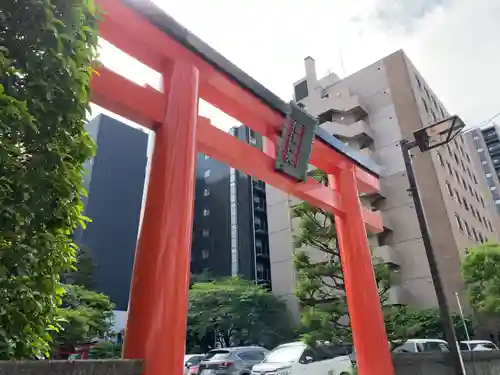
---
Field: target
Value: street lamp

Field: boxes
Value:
[400,115,466,375]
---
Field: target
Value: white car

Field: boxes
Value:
[459,340,498,351]
[392,339,450,353]
[251,341,354,375]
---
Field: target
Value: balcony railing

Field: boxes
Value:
[320,120,374,143]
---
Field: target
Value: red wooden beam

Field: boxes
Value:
[197,117,383,233]
[91,67,164,128]
[90,70,382,231]
[92,69,380,195]
[96,0,381,194]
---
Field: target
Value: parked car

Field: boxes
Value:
[184,354,205,375]
[196,346,268,375]
[251,341,354,375]
[459,340,498,351]
[392,339,450,353]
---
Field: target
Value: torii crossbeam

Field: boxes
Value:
[91,1,394,375]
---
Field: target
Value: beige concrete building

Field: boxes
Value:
[267,50,498,322]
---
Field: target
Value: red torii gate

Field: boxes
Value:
[91,1,394,374]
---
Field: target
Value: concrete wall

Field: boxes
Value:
[393,352,500,375]
[2,354,500,375]
[0,360,142,375]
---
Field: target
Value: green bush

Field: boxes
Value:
[0,0,99,359]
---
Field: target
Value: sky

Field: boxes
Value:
[95,0,500,130]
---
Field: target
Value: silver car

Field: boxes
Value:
[196,346,268,375]
[185,354,206,375]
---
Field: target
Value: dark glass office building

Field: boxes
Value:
[74,114,148,310]
[470,125,500,214]
[191,126,272,287]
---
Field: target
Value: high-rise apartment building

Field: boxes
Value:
[267,50,498,322]
[191,125,271,287]
[465,125,500,217]
[74,114,149,310]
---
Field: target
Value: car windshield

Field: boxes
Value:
[185,356,204,365]
[264,345,305,363]
[205,350,231,361]
[422,342,449,352]
[472,343,496,350]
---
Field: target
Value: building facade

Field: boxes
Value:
[465,125,500,217]
[191,125,271,287]
[267,50,498,321]
[74,114,149,311]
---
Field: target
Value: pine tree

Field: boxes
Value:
[293,171,409,346]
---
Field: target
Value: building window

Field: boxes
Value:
[422,98,429,113]
[202,249,209,259]
[437,152,444,166]
[455,190,462,205]
[447,162,453,176]
[203,209,210,216]
[415,74,422,89]
[474,136,479,140]
[204,169,211,178]
[478,232,484,243]
[491,186,497,191]
[486,172,493,178]
[455,214,464,231]
[464,221,472,237]
[294,80,309,101]
[477,148,484,153]
[424,87,431,99]
[255,216,263,231]
[463,199,469,211]
[203,188,210,196]
[482,160,488,165]
[466,153,471,163]
[472,228,478,242]
[445,181,453,196]
[481,197,485,207]
[202,229,209,237]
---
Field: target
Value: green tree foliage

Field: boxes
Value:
[0,0,99,358]
[52,284,115,348]
[88,340,122,359]
[293,171,411,345]
[189,270,214,289]
[462,242,500,314]
[187,278,295,352]
[385,308,474,342]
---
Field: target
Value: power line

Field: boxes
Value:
[477,110,500,128]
